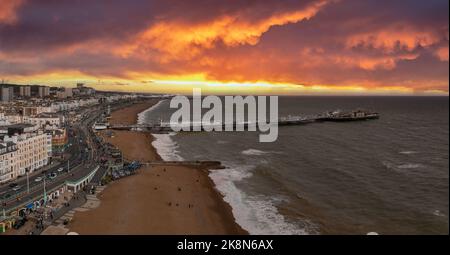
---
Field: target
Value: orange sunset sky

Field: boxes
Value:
[0,0,448,95]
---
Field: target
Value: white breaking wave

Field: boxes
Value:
[136,100,183,161]
[433,210,445,217]
[383,161,425,171]
[397,163,424,169]
[241,149,281,156]
[242,149,269,156]
[151,132,184,161]
[209,165,309,235]
[399,151,419,155]
[137,100,166,125]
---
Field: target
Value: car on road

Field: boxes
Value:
[49,173,58,179]
[34,177,43,182]
[12,185,22,191]
[9,183,18,188]
[57,167,64,172]
[1,193,11,200]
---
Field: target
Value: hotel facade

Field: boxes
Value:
[0,127,49,183]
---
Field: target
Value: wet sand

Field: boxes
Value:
[103,131,161,162]
[108,99,160,126]
[68,100,246,234]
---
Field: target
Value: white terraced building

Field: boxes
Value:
[23,114,64,128]
[2,130,49,179]
[0,142,18,184]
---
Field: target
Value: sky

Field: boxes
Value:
[0,0,448,95]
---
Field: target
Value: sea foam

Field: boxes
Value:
[137,100,165,125]
[209,165,310,235]
[242,149,269,156]
[241,149,281,156]
[397,163,424,169]
[137,100,183,161]
[152,133,184,161]
[399,151,419,155]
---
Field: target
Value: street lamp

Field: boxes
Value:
[42,171,47,206]
[26,168,30,194]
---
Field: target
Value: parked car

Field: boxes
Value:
[13,218,27,229]
[9,183,18,188]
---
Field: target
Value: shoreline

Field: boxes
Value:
[67,100,247,234]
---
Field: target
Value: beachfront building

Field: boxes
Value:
[2,125,49,178]
[56,87,73,99]
[22,106,47,117]
[38,86,50,98]
[46,133,52,158]
[0,112,9,126]
[47,128,68,158]
[0,114,21,126]
[73,83,96,96]
[18,86,30,97]
[0,142,18,184]
[23,113,64,129]
[0,87,14,102]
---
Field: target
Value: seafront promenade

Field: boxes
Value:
[0,97,151,234]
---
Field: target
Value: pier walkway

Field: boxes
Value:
[107,112,378,132]
[108,116,320,132]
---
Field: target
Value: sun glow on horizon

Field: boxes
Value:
[3,71,448,96]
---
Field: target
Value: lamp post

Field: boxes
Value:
[26,168,30,194]
[1,207,6,222]
[42,171,47,206]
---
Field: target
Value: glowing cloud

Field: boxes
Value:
[346,24,441,53]
[435,46,449,61]
[0,0,24,24]
[117,0,329,60]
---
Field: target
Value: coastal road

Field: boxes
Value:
[0,104,107,211]
[0,126,83,203]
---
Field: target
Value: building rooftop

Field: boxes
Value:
[1,123,35,129]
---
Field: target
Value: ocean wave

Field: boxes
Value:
[399,151,419,155]
[137,100,183,161]
[242,149,281,156]
[242,149,269,156]
[209,165,309,235]
[433,210,445,217]
[397,163,424,169]
[382,161,424,171]
[137,100,166,125]
[151,132,184,161]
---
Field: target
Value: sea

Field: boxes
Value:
[138,96,449,235]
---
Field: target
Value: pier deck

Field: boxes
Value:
[107,113,378,132]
